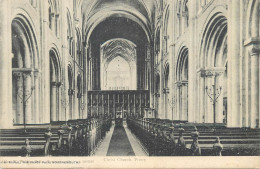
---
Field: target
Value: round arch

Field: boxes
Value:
[11,14,39,124]
[199,11,228,124]
[176,46,188,121]
[84,9,151,44]
[49,47,61,122]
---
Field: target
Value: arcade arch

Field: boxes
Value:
[11,15,39,124]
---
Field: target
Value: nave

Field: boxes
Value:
[0,0,260,158]
[1,117,260,157]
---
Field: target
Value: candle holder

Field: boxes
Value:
[17,86,35,133]
[205,85,222,126]
[168,96,176,126]
[80,101,87,119]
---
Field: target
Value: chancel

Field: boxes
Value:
[0,0,260,157]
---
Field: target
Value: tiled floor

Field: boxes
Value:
[94,123,147,156]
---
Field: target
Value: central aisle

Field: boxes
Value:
[106,126,135,156]
[94,122,147,156]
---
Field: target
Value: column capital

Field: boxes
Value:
[23,72,32,79]
[198,67,225,78]
[163,52,169,57]
[176,81,183,87]
[244,37,260,56]
[145,58,150,62]
[77,93,82,98]
[164,35,169,40]
[68,89,75,95]
[51,82,57,87]
[12,72,23,79]
[83,42,88,48]
[154,93,160,97]
[56,82,62,87]
[163,87,170,94]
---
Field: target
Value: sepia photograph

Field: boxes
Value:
[0,0,260,168]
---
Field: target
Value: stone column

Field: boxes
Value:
[188,0,198,123]
[228,0,241,127]
[182,83,188,120]
[50,82,57,121]
[50,13,55,31]
[68,89,74,120]
[34,72,40,124]
[41,0,51,124]
[55,14,60,37]
[249,2,259,128]
[13,72,24,124]
[163,88,168,119]
[198,74,205,123]
[56,82,61,121]
[0,0,12,128]
[250,50,259,128]
[23,72,32,124]
[176,82,182,120]
[83,44,88,119]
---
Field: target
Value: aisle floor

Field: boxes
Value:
[94,123,147,156]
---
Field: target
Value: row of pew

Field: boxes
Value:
[127,117,260,156]
[0,116,112,156]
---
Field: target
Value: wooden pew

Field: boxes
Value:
[126,117,260,156]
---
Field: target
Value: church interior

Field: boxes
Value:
[0,0,260,156]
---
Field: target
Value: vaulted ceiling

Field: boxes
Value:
[82,0,157,43]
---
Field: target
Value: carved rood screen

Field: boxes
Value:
[87,90,150,118]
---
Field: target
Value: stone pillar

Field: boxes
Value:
[176,83,182,120]
[13,72,24,124]
[182,83,188,120]
[250,51,259,128]
[42,0,51,124]
[50,13,55,31]
[23,72,32,124]
[83,44,88,119]
[55,14,60,37]
[163,89,168,119]
[0,1,12,128]
[34,72,40,123]
[50,82,57,121]
[249,2,260,128]
[199,75,205,123]
[68,89,74,120]
[187,0,198,123]
[228,0,241,127]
